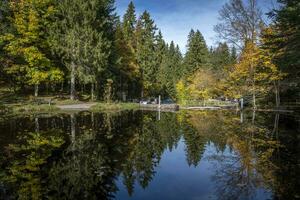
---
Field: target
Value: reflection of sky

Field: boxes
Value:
[115,139,272,200]
[115,0,278,53]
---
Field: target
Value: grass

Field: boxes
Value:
[11,104,60,114]
[181,99,237,107]
[90,102,140,111]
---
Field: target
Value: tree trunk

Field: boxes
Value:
[251,60,256,110]
[70,113,76,150]
[34,84,39,97]
[70,62,76,100]
[35,117,39,133]
[91,83,94,101]
[95,80,99,100]
[274,81,281,108]
[61,81,64,92]
[46,83,49,95]
[253,88,256,110]
[272,114,280,138]
[141,69,144,99]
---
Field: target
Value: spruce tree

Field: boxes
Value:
[160,41,183,99]
[230,46,237,64]
[118,1,139,99]
[122,1,136,43]
[136,11,157,97]
[183,30,209,77]
[50,0,115,100]
[210,42,232,71]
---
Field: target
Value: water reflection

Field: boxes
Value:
[0,110,299,199]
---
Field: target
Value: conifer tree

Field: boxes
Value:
[210,42,231,71]
[50,0,115,100]
[183,30,209,77]
[122,1,136,44]
[160,41,183,99]
[230,46,237,64]
[265,0,300,101]
[117,2,140,99]
[136,11,157,97]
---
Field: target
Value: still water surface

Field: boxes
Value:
[0,110,299,200]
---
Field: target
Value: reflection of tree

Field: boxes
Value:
[45,112,138,200]
[0,130,64,200]
[181,111,229,166]
[1,110,298,199]
[122,111,182,195]
[183,125,206,167]
[122,114,164,190]
[201,111,282,200]
[46,133,118,200]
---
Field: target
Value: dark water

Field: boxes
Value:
[0,110,299,200]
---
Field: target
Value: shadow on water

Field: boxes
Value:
[0,110,299,200]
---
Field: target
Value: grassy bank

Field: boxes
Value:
[11,104,60,114]
[90,103,140,111]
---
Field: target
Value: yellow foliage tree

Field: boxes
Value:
[1,0,63,96]
[226,40,283,109]
[187,69,219,101]
[176,80,189,105]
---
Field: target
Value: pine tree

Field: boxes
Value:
[159,41,183,99]
[210,42,231,71]
[0,0,12,85]
[50,0,115,100]
[183,30,209,77]
[265,0,300,101]
[122,1,136,43]
[116,2,140,99]
[136,11,157,97]
[230,46,237,64]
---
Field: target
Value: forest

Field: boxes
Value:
[0,0,299,109]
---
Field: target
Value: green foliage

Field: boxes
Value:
[1,130,64,199]
[136,11,158,97]
[176,80,189,105]
[264,0,300,101]
[0,0,63,95]
[183,29,210,77]
[104,79,114,103]
[210,42,234,71]
[49,0,115,99]
[160,42,183,99]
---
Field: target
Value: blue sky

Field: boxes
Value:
[115,0,277,53]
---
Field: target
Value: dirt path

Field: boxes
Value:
[57,103,97,110]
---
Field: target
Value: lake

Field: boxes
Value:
[0,110,299,200]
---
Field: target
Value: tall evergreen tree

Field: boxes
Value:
[230,46,237,64]
[118,2,139,99]
[265,0,300,101]
[183,30,209,77]
[0,0,12,85]
[122,1,136,43]
[160,41,183,99]
[136,11,157,97]
[50,0,115,100]
[210,42,231,71]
